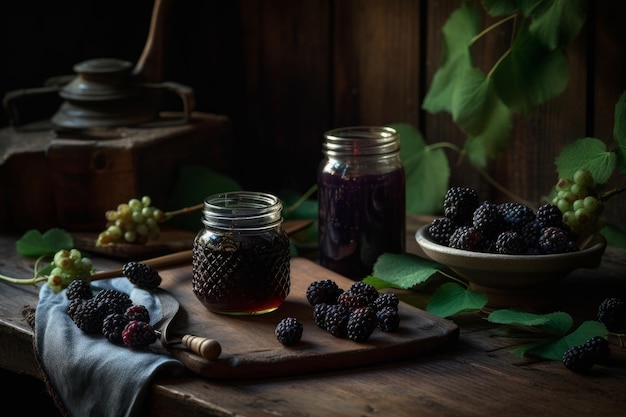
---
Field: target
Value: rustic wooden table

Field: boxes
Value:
[1,215,625,417]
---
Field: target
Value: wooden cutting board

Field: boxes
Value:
[157,257,459,379]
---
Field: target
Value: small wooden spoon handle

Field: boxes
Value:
[181,334,221,360]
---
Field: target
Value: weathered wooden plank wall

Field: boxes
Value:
[0,0,624,232]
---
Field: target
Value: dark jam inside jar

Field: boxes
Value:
[192,230,291,315]
[318,166,406,279]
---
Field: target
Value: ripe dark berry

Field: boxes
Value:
[313,303,331,329]
[597,297,626,332]
[346,306,377,343]
[443,187,479,225]
[102,313,130,345]
[448,226,484,251]
[539,226,577,254]
[583,336,611,364]
[71,298,109,334]
[337,291,370,310]
[66,279,93,301]
[536,203,563,227]
[125,305,151,323]
[122,320,157,348]
[324,305,351,338]
[122,261,162,290]
[346,281,379,306]
[275,317,303,346]
[428,217,456,245]
[376,306,401,332]
[94,289,133,314]
[306,279,343,306]
[495,230,526,254]
[498,202,536,232]
[372,293,399,312]
[472,201,502,238]
[563,345,596,373]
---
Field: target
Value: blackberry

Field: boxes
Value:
[125,305,150,323]
[306,279,343,306]
[448,226,484,251]
[324,304,351,338]
[67,298,85,320]
[472,201,502,238]
[372,293,399,312]
[536,203,563,228]
[346,306,377,343]
[376,306,401,332]
[346,281,380,305]
[122,261,162,290]
[94,289,133,314]
[337,291,371,310]
[495,230,526,254]
[519,219,543,253]
[443,187,479,225]
[102,313,130,345]
[71,298,109,334]
[563,345,596,373]
[122,320,157,348]
[583,336,611,364]
[498,202,535,232]
[428,217,457,245]
[313,303,331,329]
[275,317,304,346]
[597,297,626,332]
[66,279,93,301]
[538,226,576,254]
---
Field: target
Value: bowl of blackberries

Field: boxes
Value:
[415,186,607,296]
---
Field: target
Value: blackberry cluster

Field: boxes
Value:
[306,279,343,306]
[122,261,162,290]
[597,297,626,332]
[562,336,611,373]
[275,317,304,346]
[308,279,401,343]
[429,187,579,255]
[65,281,157,350]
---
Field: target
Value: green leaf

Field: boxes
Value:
[16,228,74,257]
[481,0,518,16]
[451,68,493,135]
[362,275,400,291]
[422,2,480,113]
[526,320,607,361]
[426,282,487,317]
[492,28,569,114]
[166,164,242,231]
[488,309,573,336]
[601,224,626,249]
[555,137,617,185]
[463,100,513,167]
[612,90,626,175]
[371,253,442,289]
[528,0,588,49]
[392,123,449,214]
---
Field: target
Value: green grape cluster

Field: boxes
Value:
[551,169,605,239]
[96,196,166,246]
[47,249,94,292]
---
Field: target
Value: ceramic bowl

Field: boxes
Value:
[415,224,607,308]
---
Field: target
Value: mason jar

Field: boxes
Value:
[192,191,291,314]
[317,126,406,279]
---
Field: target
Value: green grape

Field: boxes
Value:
[554,169,604,241]
[573,169,595,189]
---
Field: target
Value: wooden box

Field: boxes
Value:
[0,112,231,233]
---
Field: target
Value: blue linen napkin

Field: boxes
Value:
[35,277,184,417]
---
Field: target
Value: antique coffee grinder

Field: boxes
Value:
[0,0,231,233]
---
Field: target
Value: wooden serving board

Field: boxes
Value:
[158,257,459,379]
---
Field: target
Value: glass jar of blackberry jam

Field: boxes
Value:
[318,126,406,279]
[192,191,291,315]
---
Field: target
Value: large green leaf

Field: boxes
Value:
[393,122,426,158]
[426,282,487,317]
[452,68,501,136]
[481,0,518,16]
[555,137,617,185]
[422,2,480,113]
[488,309,573,336]
[463,99,513,167]
[613,90,626,175]
[528,0,588,49]
[404,148,449,214]
[16,228,74,257]
[371,253,442,289]
[492,27,569,114]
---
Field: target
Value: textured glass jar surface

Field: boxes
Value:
[317,126,406,279]
[191,192,291,315]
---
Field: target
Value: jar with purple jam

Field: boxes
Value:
[317,126,406,279]
[192,191,291,315]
